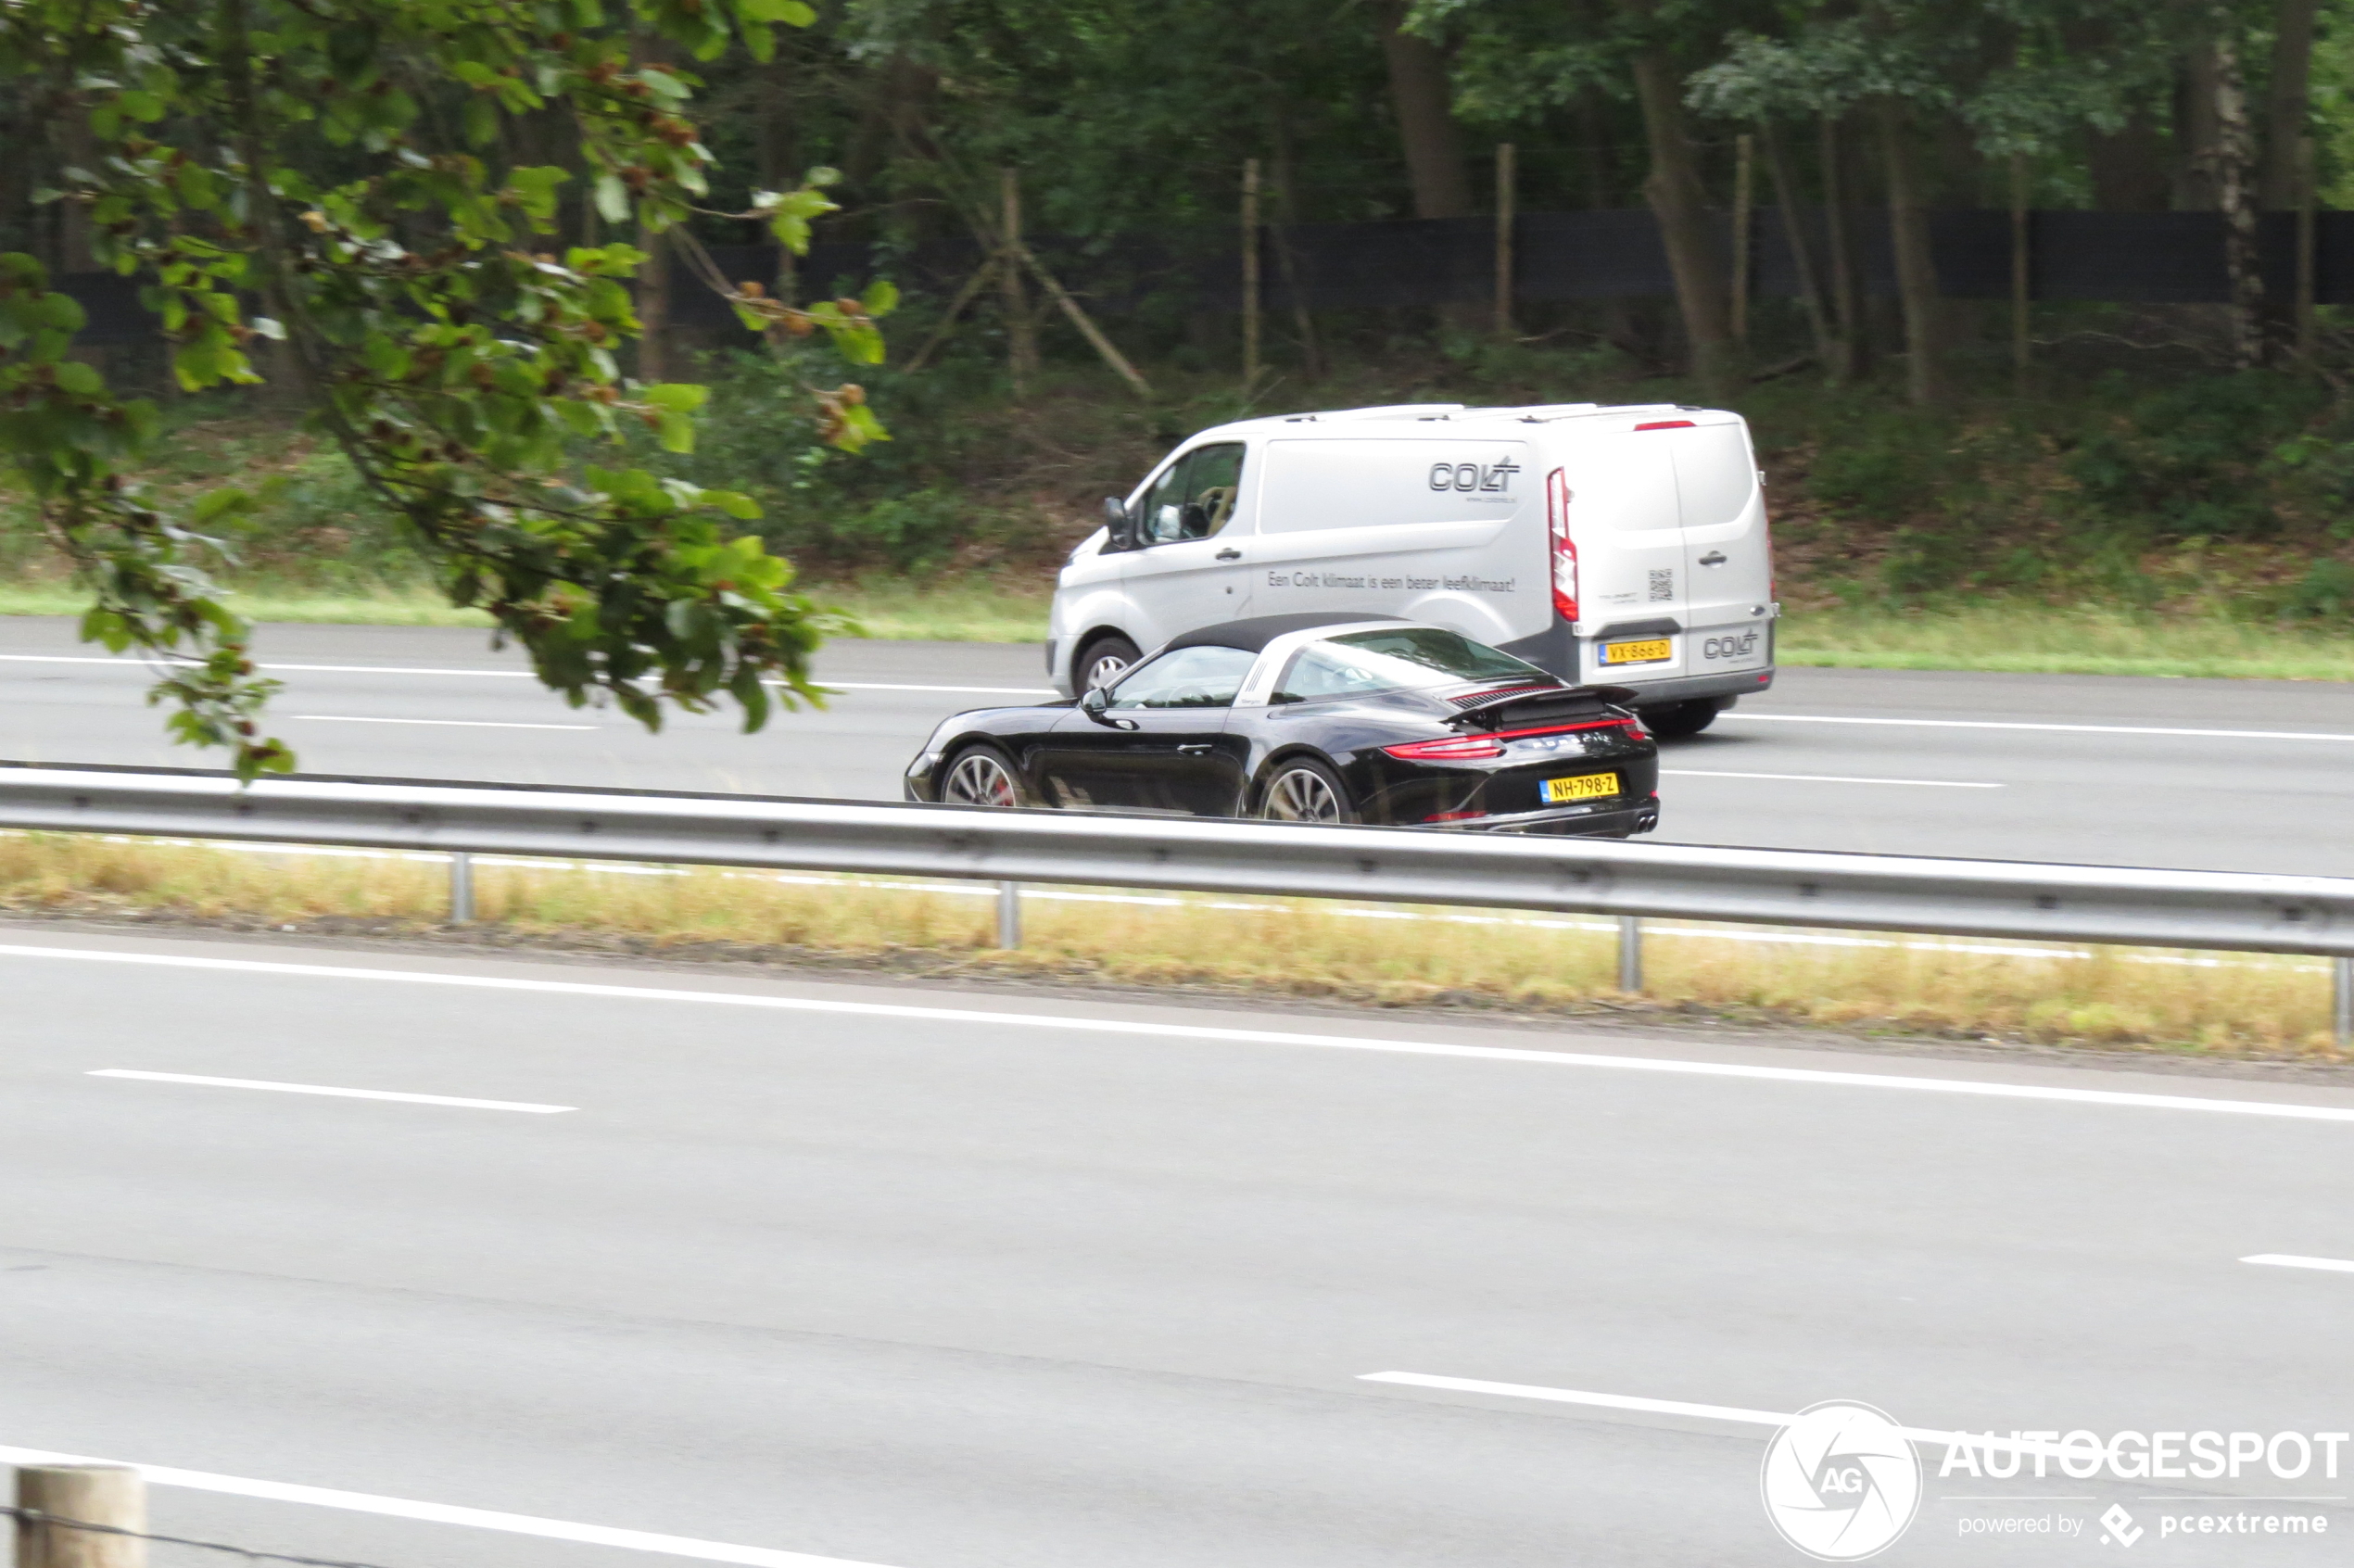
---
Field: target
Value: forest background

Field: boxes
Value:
[10,0,2354,681]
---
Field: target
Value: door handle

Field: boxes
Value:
[1176,743,1214,754]
[1699,550,1728,566]
[1215,548,1243,561]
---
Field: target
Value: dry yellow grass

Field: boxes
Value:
[0,832,2339,1057]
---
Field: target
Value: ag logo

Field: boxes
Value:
[1760,1400,1921,1561]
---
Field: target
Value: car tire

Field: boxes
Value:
[1076,634,1140,692]
[939,743,1031,809]
[1639,699,1722,740]
[1258,757,1355,824]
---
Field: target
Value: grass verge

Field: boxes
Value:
[1778,599,2354,681]
[7,833,2341,1057]
[9,574,2354,677]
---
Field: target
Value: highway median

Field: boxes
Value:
[2,829,2343,1060]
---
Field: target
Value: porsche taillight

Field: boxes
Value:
[1546,466,1577,624]
[1381,735,1506,762]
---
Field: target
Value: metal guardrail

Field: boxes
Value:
[4,761,2350,1042]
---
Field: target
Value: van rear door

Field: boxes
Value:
[1564,429,1689,686]
[1669,420,1773,677]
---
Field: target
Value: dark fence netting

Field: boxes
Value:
[51,208,2354,348]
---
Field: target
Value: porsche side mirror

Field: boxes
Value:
[1080,686,1133,728]
[1103,496,1133,550]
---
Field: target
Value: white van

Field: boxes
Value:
[1046,401,1777,736]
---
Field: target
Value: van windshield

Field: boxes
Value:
[1272,628,1549,702]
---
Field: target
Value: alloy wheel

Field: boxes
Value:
[1085,651,1132,690]
[1261,767,1343,822]
[943,751,1021,808]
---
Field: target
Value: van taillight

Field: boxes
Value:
[1546,466,1577,623]
[1633,419,1695,431]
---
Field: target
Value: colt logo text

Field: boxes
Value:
[1427,459,1520,493]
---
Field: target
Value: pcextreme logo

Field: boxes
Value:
[1761,1401,1924,1561]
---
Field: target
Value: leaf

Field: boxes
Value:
[594,172,630,224]
[641,383,708,413]
[462,95,499,149]
[860,279,900,317]
[656,410,697,453]
[53,360,104,395]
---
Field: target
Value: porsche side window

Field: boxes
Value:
[1139,443,1247,545]
[1107,645,1258,708]
[1270,644,1389,703]
[1272,630,1543,702]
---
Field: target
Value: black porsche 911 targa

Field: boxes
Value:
[904,613,1660,836]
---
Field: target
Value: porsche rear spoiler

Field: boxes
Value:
[1446,683,1639,732]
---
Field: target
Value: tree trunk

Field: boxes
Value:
[2086,115,2171,210]
[1819,114,1861,383]
[2259,0,2322,210]
[635,224,671,381]
[2256,0,2320,353]
[1875,99,1943,406]
[1577,88,1641,358]
[2175,44,2222,209]
[1378,0,1472,218]
[2213,33,2263,367]
[1760,122,1835,375]
[1631,48,1735,397]
[756,57,800,309]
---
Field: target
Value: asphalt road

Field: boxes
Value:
[4,617,2353,874]
[4,925,2352,1567]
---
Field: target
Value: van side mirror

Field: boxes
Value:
[1103,497,1133,550]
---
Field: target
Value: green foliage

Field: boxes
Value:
[2062,373,2334,540]
[0,0,892,778]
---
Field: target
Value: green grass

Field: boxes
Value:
[1780,599,2354,681]
[6,574,2353,679]
[0,575,1056,640]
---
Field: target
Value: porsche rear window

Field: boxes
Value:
[1272,628,1544,702]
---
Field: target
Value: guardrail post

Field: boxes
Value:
[996,880,1021,949]
[2336,955,2352,1050]
[449,852,475,925]
[1617,915,1643,993]
[17,1464,146,1568]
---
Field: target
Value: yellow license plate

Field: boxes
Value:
[1543,772,1621,803]
[1601,638,1673,665]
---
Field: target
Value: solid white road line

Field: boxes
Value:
[0,653,1050,695]
[292,714,599,730]
[1358,1372,2097,1465]
[88,1069,574,1114]
[9,943,2354,1124]
[0,1441,897,1568]
[2242,1253,2354,1274]
[1731,713,2354,744]
[1661,768,2002,789]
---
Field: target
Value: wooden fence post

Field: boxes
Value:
[1493,141,1516,338]
[1241,158,1262,392]
[1730,133,1753,344]
[17,1466,145,1568]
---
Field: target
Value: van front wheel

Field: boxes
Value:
[1077,635,1140,691]
[1640,700,1723,740]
